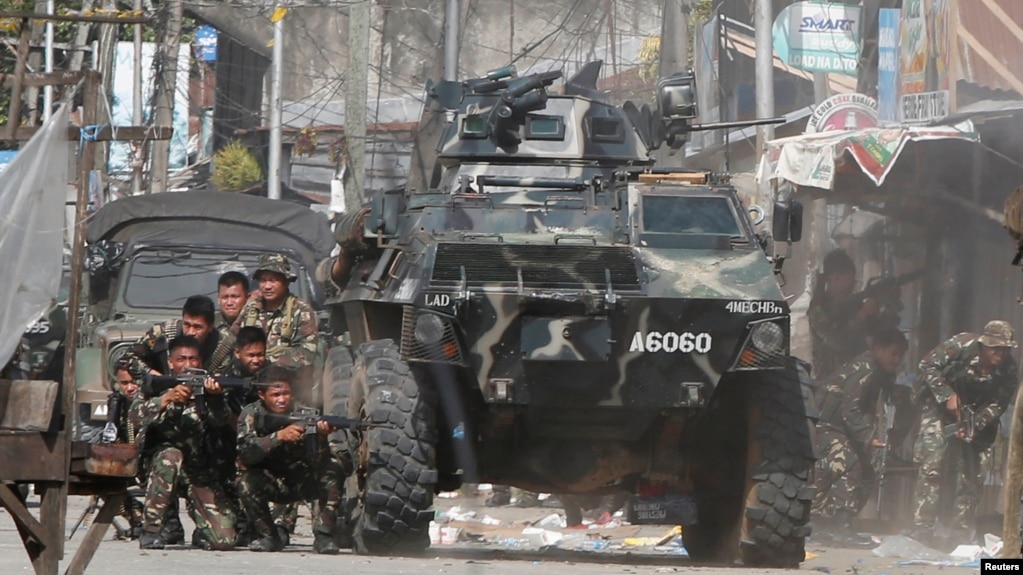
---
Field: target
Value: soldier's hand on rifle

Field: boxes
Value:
[870,438,887,449]
[955,427,967,440]
[160,384,192,410]
[276,424,304,443]
[316,420,337,436]
[203,377,223,395]
[945,393,959,413]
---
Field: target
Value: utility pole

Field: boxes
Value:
[132,0,143,195]
[658,0,689,78]
[444,0,460,81]
[43,0,53,121]
[267,3,285,200]
[344,0,370,211]
[754,0,775,156]
[149,0,184,194]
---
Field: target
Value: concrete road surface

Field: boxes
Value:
[0,493,975,575]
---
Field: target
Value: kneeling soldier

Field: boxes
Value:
[236,365,344,553]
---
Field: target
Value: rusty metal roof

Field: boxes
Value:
[958,0,1023,96]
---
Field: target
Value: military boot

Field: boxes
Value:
[314,532,340,555]
[160,515,185,545]
[248,534,283,552]
[138,530,165,550]
[275,524,291,548]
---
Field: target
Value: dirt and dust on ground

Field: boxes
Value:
[0,486,1006,574]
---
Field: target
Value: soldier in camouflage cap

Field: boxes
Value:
[810,328,913,548]
[236,365,345,553]
[909,320,1019,546]
[233,253,318,404]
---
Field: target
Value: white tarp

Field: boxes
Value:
[0,105,69,367]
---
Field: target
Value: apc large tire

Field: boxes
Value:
[343,339,438,555]
[322,345,356,547]
[685,361,814,567]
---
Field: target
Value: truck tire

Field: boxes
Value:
[343,339,438,554]
[685,360,814,567]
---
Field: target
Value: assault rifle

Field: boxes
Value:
[255,406,373,457]
[142,368,253,416]
[875,401,896,513]
[944,404,977,443]
[833,268,926,319]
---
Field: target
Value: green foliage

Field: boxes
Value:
[212,141,263,192]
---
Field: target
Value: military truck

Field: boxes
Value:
[75,191,334,435]
[322,62,812,566]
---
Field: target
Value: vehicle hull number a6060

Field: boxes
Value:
[629,331,712,353]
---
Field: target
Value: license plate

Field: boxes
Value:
[628,493,698,525]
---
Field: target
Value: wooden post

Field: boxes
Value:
[6,18,31,141]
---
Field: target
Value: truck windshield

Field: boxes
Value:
[122,250,305,310]
[642,195,743,236]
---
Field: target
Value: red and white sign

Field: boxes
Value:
[805,93,880,134]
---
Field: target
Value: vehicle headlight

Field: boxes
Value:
[414,314,447,345]
[750,322,784,354]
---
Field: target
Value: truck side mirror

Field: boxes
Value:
[772,200,804,243]
[371,188,402,237]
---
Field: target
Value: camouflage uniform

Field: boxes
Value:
[236,401,344,543]
[808,296,899,380]
[811,352,914,518]
[131,390,238,550]
[122,319,235,380]
[911,326,1019,536]
[235,293,318,369]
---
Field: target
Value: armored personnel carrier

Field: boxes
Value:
[324,62,813,566]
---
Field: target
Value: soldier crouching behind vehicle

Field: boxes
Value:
[811,328,912,547]
[132,336,238,550]
[236,365,345,554]
[909,320,1019,547]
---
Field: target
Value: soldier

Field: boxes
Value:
[811,328,912,547]
[236,365,344,553]
[808,249,900,379]
[217,271,250,331]
[132,336,238,550]
[233,254,318,404]
[123,295,235,379]
[211,326,269,545]
[909,320,1019,546]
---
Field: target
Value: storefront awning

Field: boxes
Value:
[756,122,979,190]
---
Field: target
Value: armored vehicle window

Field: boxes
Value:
[642,195,742,236]
[587,117,624,143]
[525,115,565,140]
[460,115,487,139]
